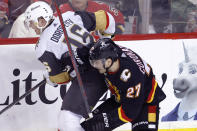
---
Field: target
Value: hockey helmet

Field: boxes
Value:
[89,38,119,61]
[25,1,53,31]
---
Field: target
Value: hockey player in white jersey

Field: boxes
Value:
[24,1,115,131]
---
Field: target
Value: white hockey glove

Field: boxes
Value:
[43,71,58,87]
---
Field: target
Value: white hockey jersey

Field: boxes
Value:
[35,10,115,84]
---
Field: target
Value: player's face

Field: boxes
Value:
[70,0,88,11]
[29,18,47,35]
[29,21,41,35]
[90,59,107,74]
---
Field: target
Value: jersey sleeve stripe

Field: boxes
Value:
[49,72,71,84]
[146,78,158,103]
[117,24,125,33]
[118,106,132,123]
[148,105,157,122]
[105,11,110,30]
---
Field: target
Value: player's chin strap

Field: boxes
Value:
[102,57,115,73]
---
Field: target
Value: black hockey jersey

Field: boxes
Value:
[104,45,165,124]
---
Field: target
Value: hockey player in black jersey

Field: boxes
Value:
[81,38,166,131]
[24,1,116,131]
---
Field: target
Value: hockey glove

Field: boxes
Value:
[75,46,89,65]
[75,42,94,65]
[74,43,94,73]
[75,11,96,32]
[81,113,112,131]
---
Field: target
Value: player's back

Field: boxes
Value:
[35,11,94,60]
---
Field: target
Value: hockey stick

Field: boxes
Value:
[161,73,167,89]
[0,79,46,115]
[52,1,91,118]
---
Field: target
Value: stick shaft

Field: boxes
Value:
[53,1,91,117]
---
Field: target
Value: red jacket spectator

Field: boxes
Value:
[0,0,8,38]
[0,0,8,14]
[56,0,125,34]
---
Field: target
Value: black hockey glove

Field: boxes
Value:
[75,43,93,65]
[75,11,96,32]
[74,43,95,73]
[81,113,112,131]
[62,43,94,74]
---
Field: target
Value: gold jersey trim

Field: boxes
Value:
[95,10,108,32]
[49,72,70,84]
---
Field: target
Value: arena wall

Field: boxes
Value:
[0,36,197,131]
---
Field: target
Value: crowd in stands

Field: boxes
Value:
[1,0,197,38]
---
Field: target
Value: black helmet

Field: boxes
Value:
[89,38,119,61]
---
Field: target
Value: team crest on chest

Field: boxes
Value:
[120,69,131,82]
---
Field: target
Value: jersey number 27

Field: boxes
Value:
[126,83,141,98]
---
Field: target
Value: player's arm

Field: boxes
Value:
[38,51,72,85]
[81,91,145,131]
[75,10,115,38]
[80,86,140,131]
[81,71,146,130]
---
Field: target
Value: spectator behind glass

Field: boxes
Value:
[185,10,197,32]
[0,0,9,38]
[55,0,125,34]
[113,0,142,34]
[8,0,53,38]
[151,0,171,33]
[159,0,197,33]
[170,0,197,33]
[0,0,33,38]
